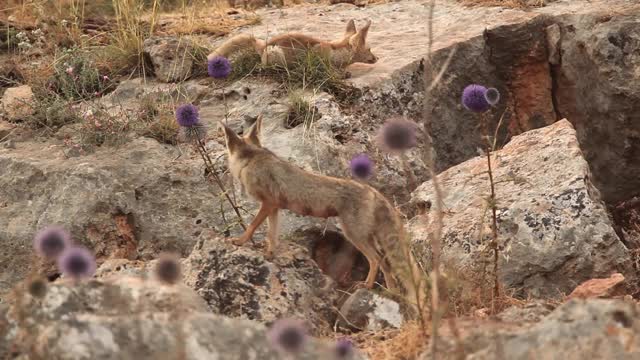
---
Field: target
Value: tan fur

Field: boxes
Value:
[207,19,377,68]
[220,117,422,302]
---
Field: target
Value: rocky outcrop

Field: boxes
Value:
[182,233,339,335]
[1,276,359,359]
[409,120,632,298]
[0,138,233,297]
[549,12,640,203]
[422,299,640,359]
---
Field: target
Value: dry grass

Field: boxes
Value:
[351,322,428,360]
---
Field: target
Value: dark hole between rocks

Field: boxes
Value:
[308,229,370,289]
[47,273,61,282]
[612,310,632,328]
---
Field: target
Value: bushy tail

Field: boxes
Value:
[207,34,266,61]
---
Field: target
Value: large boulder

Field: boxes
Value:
[550,11,640,203]
[409,120,632,298]
[182,233,339,335]
[0,138,233,297]
[422,299,640,359]
[1,276,361,359]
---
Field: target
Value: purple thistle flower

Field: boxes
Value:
[350,154,373,179]
[208,56,232,79]
[484,87,500,105]
[267,318,308,355]
[33,226,71,259]
[462,84,490,113]
[155,254,181,285]
[57,246,96,281]
[376,117,419,153]
[334,338,354,358]
[175,104,200,127]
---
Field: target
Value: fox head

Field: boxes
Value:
[220,115,263,157]
[343,19,377,64]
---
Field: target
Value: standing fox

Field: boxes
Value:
[207,19,377,68]
[220,116,422,301]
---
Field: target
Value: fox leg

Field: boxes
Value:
[379,257,398,291]
[264,210,280,260]
[339,220,381,289]
[231,202,273,246]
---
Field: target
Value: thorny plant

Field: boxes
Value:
[175,103,248,235]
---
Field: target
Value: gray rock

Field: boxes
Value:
[338,288,404,332]
[2,276,362,360]
[1,85,34,122]
[458,299,640,359]
[409,120,632,298]
[0,138,235,297]
[551,12,640,203]
[143,36,206,83]
[182,233,339,335]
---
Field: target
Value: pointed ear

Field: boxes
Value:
[244,115,263,147]
[219,122,243,153]
[354,20,371,47]
[344,19,356,37]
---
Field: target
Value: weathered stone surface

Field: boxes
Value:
[2,276,359,359]
[568,273,626,300]
[0,138,233,297]
[549,12,640,203]
[424,299,640,359]
[409,120,632,298]
[182,233,339,335]
[338,288,404,332]
[1,85,34,122]
[143,36,204,83]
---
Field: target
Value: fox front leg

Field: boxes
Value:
[230,202,273,247]
[264,210,280,260]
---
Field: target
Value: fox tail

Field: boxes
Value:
[207,34,266,61]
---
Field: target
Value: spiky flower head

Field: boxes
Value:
[484,87,500,106]
[175,104,200,127]
[27,277,47,298]
[267,318,308,355]
[57,246,96,281]
[376,117,419,153]
[462,84,490,113]
[350,154,373,179]
[154,253,181,285]
[208,56,232,79]
[179,124,208,143]
[334,338,354,359]
[33,226,71,259]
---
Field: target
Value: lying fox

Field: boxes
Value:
[220,116,422,299]
[207,19,377,69]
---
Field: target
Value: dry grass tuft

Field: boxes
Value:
[351,322,428,360]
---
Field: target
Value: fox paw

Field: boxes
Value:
[229,237,248,246]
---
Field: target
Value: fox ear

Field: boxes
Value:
[244,115,262,147]
[344,19,357,37]
[220,122,243,153]
[354,20,371,47]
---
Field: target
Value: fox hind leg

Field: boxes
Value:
[264,209,280,260]
[339,219,381,289]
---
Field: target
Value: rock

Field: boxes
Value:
[568,273,626,299]
[143,37,206,83]
[2,276,358,359]
[448,299,640,359]
[409,120,632,298]
[338,289,404,331]
[0,119,13,140]
[496,300,556,324]
[182,233,339,335]
[0,137,236,297]
[551,11,640,203]
[1,85,34,122]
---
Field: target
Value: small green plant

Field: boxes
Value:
[134,95,179,144]
[25,91,81,129]
[49,46,115,101]
[79,106,130,148]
